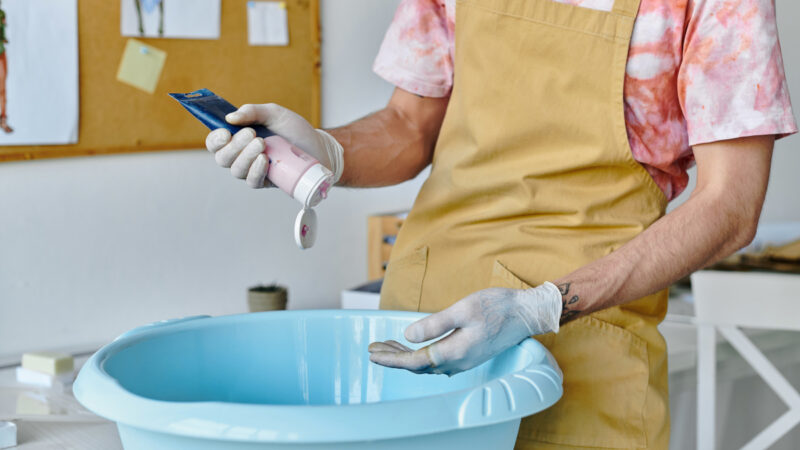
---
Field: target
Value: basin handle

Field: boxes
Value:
[115,315,211,340]
[457,338,564,427]
[518,338,563,380]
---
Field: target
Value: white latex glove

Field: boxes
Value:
[204,103,344,188]
[368,283,562,376]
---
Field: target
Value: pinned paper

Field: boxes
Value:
[121,0,221,39]
[116,39,167,94]
[247,1,289,46]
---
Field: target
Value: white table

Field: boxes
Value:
[0,355,123,450]
[12,421,121,450]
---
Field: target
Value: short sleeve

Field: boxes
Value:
[678,0,797,145]
[373,0,454,98]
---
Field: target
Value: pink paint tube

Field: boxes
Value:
[264,135,332,208]
[170,89,333,209]
[171,89,332,249]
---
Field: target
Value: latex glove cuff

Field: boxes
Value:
[315,129,344,184]
[515,281,563,335]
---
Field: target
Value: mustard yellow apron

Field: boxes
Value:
[379,0,671,447]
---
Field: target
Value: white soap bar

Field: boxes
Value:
[0,421,16,449]
[16,366,74,388]
[21,351,74,375]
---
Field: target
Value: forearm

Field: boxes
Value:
[552,136,773,324]
[553,190,758,322]
[328,88,449,187]
[328,109,430,187]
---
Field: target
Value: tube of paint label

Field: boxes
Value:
[169,89,333,208]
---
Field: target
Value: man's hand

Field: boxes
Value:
[204,88,448,189]
[205,103,343,188]
[368,283,562,376]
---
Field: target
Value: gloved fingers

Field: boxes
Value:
[368,343,436,373]
[225,104,266,125]
[230,137,265,179]
[226,103,338,177]
[366,341,400,353]
[404,303,466,344]
[409,330,477,376]
[230,103,322,155]
[245,154,270,188]
[227,103,293,130]
[215,128,256,168]
[367,340,415,354]
[381,340,414,352]
[206,128,231,153]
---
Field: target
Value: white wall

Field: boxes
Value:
[0,0,798,359]
[0,0,408,358]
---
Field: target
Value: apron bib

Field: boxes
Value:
[380,0,670,447]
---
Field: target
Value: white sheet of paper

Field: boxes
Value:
[247,1,289,46]
[120,0,221,40]
[0,0,79,146]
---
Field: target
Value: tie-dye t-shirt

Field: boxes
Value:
[373,0,797,200]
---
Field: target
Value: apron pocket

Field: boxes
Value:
[491,261,649,449]
[379,246,429,312]
[491,260,534,289]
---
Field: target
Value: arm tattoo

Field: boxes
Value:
[557,282,582,325]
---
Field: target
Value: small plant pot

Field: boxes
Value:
[247,285,288,312]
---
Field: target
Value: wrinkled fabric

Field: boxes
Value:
[374,0,797,200]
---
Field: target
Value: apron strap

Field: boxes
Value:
[611,0,641,18]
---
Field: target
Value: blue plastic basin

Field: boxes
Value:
[74,310,562,449]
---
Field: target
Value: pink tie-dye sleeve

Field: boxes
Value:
[373,0,454,98]
[678,0,797,146]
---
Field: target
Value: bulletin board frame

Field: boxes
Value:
[0,0,320,162]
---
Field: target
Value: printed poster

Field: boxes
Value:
[0,0,79,146]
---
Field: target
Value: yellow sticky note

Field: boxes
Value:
[116,39,167,94]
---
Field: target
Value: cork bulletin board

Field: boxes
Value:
[0,0,320,162]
